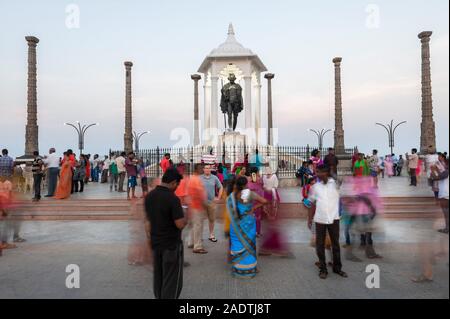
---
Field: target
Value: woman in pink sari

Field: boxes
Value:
[384,155,394,178]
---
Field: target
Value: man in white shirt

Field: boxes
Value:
[116,152,127,192]
[101,155,111,183]
[308,164,347,279]
[43,148,60,197]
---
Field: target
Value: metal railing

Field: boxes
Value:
[110,145,356,178]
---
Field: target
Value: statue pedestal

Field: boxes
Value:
[336,153,353,177]
[218,131,247,166]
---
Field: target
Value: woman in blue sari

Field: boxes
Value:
[226,177,267,278]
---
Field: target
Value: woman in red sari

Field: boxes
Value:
[54,153,72,200]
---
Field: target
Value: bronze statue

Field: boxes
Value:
[220,73,243,131]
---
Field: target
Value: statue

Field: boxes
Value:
[220,73,243,131]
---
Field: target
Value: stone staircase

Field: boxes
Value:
[8,196,441,221]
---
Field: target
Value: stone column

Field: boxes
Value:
[244,76,252,131]
[253,77,262,145]
[265,73,275,145]
[124,61,133,154]
[333,57,345,154]
[210,76,219,133]
[203,76,211,142]
[191,74,201,146]
[418,31,436,154]
[25,36,39,156]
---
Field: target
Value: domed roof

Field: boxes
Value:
[209,24,254,57]
[198,23,267,73]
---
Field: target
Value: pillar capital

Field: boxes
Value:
[264,73,275,80]
[124,61,133,68]
[418,31,432,40]
[191,74,201,81]
[332,57,342,64]
[25,36,39,44]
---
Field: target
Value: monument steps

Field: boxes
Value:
[8,196,441,220]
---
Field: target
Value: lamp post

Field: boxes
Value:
[308,128,332,150]
[133,131,150,153]
[375,120,407,155]
[64,121,99,155]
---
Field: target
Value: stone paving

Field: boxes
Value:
[0,219,448,299]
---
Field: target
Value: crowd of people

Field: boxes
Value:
[1,144,448,296]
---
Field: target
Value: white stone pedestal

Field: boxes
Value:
[218,131,247,166]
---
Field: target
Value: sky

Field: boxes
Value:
[0,0,448,157]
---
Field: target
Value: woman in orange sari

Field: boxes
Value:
[54,153,72,200]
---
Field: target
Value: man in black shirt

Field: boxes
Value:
[145,168,186,299]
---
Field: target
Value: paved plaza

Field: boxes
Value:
[0,218,448,299]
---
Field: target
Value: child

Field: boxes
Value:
[302,177,316,209]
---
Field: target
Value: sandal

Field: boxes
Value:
[13,237,26,243]
[319,270,328,279]
[411,275,433,283]
[193,249,208,254]
[208,236,218,243]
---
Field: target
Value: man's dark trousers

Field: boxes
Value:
[153,243,183,299]
[315,220,342,272]
[33,173,43,200]
[410,168,417,186]
[47,167,59,196]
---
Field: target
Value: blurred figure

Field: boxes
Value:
[430,153,449,234]
[186,164,208,254]
[308,165,347,279]
[127,178,158,266]
[138,158,148,198]
[226,176,267,277]
[247,167,264,237]
[145,168,186,299]
[259,167,292,258]
[342,176,383,260]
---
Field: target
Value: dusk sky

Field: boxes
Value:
[0,0,448,157]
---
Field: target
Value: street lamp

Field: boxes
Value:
[375,120,407,155]
[64,121,99,155]
[133,130,150,153]
[308,128,332,150]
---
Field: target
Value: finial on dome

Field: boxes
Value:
[228,23,235,36]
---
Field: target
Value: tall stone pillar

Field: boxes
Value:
[254,78,262,145]
[124,61,133,154]
[210,76,219,133]
[203,76,211,142]
[25,36,39,156]
[333,57,345,154]
[244,76,252,131]
[418,31,436,154]
[265,73,275,145]
[191,74,201,146]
